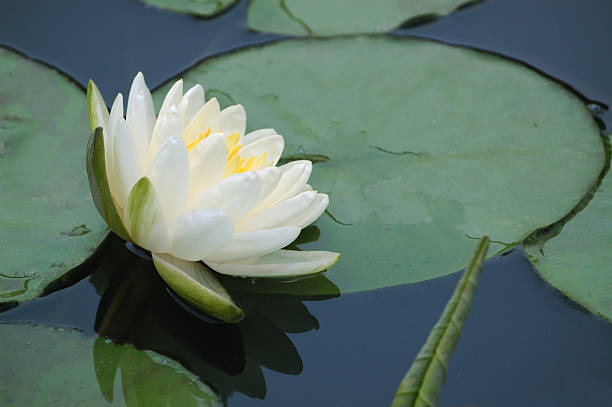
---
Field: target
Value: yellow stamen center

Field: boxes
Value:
[186,128,211,152]
[185,128,268,178]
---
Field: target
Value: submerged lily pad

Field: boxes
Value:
[0,48,107,303]
[157,36,604,294]
[0,323,219,406]
[138,0,238,17]
[247,0,479,36]
[525,150,612,322]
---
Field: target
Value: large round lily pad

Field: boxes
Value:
[138,0,238,17]
[157,36,604,294]
[0,48,107,303]
[0,323,219,406]
[247,0,479,36]
[525,152,612,322]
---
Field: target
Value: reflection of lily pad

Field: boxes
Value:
[0,323,219,406]
[525,152,612,322]
[138,0,238,17]
[0,48,108,303]
[157,36,604,294]
[247,0,479,36]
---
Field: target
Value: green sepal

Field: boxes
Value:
[87,79,109,133]
[153,253,245,324]
[124,177,168,251]
[86,126,131,241]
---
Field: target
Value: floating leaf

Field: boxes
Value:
[0,323,219,406]
[392,237,489,407]
[525,145,612,322]
[155,36,604,295]
[138,0,239,17]
[0,48,108,303]
[152,252,245,323]
[247,0,479,36]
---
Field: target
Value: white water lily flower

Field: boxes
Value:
[87,73,339,321]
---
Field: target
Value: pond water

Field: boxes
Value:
[1,0,611,406]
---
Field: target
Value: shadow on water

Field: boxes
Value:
[0,233,340,403]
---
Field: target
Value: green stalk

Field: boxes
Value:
[391,236,489,407]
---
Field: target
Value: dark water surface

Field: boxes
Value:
[1,0,611,406]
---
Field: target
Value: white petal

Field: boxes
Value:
[106,93,124,203]
[167,209,233,261]
[242,128,277,145]
[219,104,246,137]
[188,133,227,197]
[183,97,220,145]
[203,227,300,263]
[236,190,317,233]
[126,72,156,172]
[189,172,262,222]
[147,104,182,166]
[148,79,183,161]
[206,249,340,278]
[256,160,312,210]
[124,177,170,253]
[238,134,284,168]
[158,79,183,118]
[182,84,205,126]
[283,193,329,228]
[147,136,189,218]
[108,93,124,142]
[254,166,282,207]
[113,118,142,209]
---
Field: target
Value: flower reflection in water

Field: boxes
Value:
[90,228,340,403]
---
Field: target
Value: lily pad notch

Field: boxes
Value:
[247,0,483,36]
[524,134,612,323]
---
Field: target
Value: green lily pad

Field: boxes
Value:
[156,36,604,294]
[0,323,219,406]
[525,147,612,322]
[138,0,238,17]
[0,48,108,303]
[247,0,479,36]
